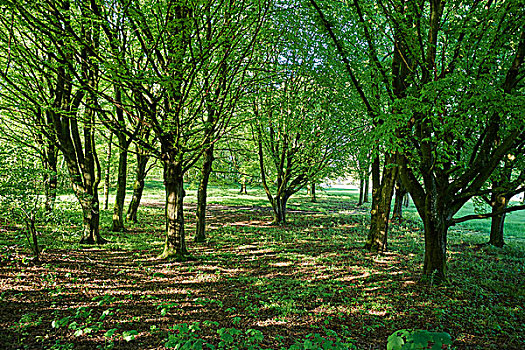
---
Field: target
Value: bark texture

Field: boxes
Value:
[111,131,128,231]
[364,154,398,252]
[126,148,149,223]
[392,180,407,221]
[488,192,507,247]
[195,145,214,242]
[159,160,187,260]
[103,133,112,210]
[43,142,58,213]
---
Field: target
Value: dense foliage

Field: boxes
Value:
[0,0,523,348]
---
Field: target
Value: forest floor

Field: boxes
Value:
[0,186,524,350]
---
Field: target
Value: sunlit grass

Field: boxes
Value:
[1,181,524,349]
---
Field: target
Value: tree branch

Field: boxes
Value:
[451,204,525,225]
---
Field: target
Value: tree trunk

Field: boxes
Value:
[488,192,507,248]
[358,176,365,206]
[24,212,39,263]
[111,132,128,231]
[126,148,149,223]
[159,160,188,260]
[391,179,407,221]
[239,180,248,194]
[363,172,369,203]
[43,143,58,213]
[272,194,289,224]
[310,182,317,202]
[103,133,112,210]
[79,192,104,244]
[422,209,448,283]
[364,154,397,252]
[195,145,214,243]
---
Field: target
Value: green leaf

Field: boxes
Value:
[387,333,405,350]
[104,328,117,338]
[123,330,138,342]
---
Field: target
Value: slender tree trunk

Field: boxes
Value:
[159,160,187,260]
[392,179,407,221]
[358,176,365,206]
[195,145,214,243]
[363,171,369,203]
[364,154,398,252]
[488,192,507,248]
[126,147,149,223]
[24,213,39,262]
[43,143,58,213]
[103,133,112,210]
[239,178,248,194]
[111,131,128,231]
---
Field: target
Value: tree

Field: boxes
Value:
[86,0,271,258]
[309,0,525,281]
[0,131,48,261]
[126,132,156,223]
[469,154,525,248]
[485,164,525,247]
[391,179,407,222]
[0,0,107,244]
[308,0,400,252]
[392,0,525,281]
[254,66,355,223]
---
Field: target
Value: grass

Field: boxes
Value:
[0,182,523,349]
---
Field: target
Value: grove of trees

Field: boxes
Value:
[1,0,524,284]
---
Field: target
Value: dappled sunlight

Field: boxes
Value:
[1,192,523,350]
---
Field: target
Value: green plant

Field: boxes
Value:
[122,330,138,342]
[48,340,75,350]
[165,322,210,349]
[11,312,43,344]
[387,329,452,350]
[156,301,178,316]
[289,332,356,350]
[98,328,118,350]
[93,295,118,306]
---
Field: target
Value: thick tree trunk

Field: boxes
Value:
[195,146,214,243]
[364,154,397,252]
[61,120,105,245]
[79,193,104,244]
[103,133,112,210]
[391,180,407,221]
[422,210,448,283]
[310,182,317,202]
[111,132,128,231]
[159,161,188,260]
[272,194,289,224]
[126,149,149,223]
[488,193,507,248]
